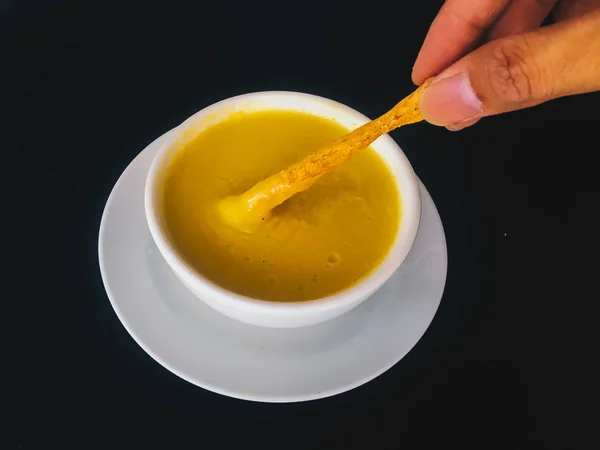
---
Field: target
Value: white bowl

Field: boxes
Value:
[144,92,421,328]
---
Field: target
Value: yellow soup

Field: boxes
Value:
[163,110,400,301]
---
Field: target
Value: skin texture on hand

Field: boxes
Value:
[412,0,600,130]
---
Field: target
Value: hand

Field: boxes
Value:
[412,0,600,130]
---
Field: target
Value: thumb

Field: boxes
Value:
[419,9,600,130]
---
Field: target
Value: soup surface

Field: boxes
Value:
[163,110,400,301]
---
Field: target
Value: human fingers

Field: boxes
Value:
[487,0,558,41]
[419,9,600,128]
[412,0,510,85]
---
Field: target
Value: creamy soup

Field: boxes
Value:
[162,110,400,301]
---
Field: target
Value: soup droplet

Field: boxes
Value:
[328,252,341,264]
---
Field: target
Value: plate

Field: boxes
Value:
[98,130,447,402]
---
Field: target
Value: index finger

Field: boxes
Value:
[412,0,510,84]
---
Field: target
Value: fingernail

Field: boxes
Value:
[446,117,481,132]
[420,73,483,126]
[446,123,467,132]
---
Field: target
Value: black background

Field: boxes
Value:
[4,0,599,448]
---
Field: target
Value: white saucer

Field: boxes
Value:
[98,130,447,403]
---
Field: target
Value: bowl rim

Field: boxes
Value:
[144,90,421,317]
